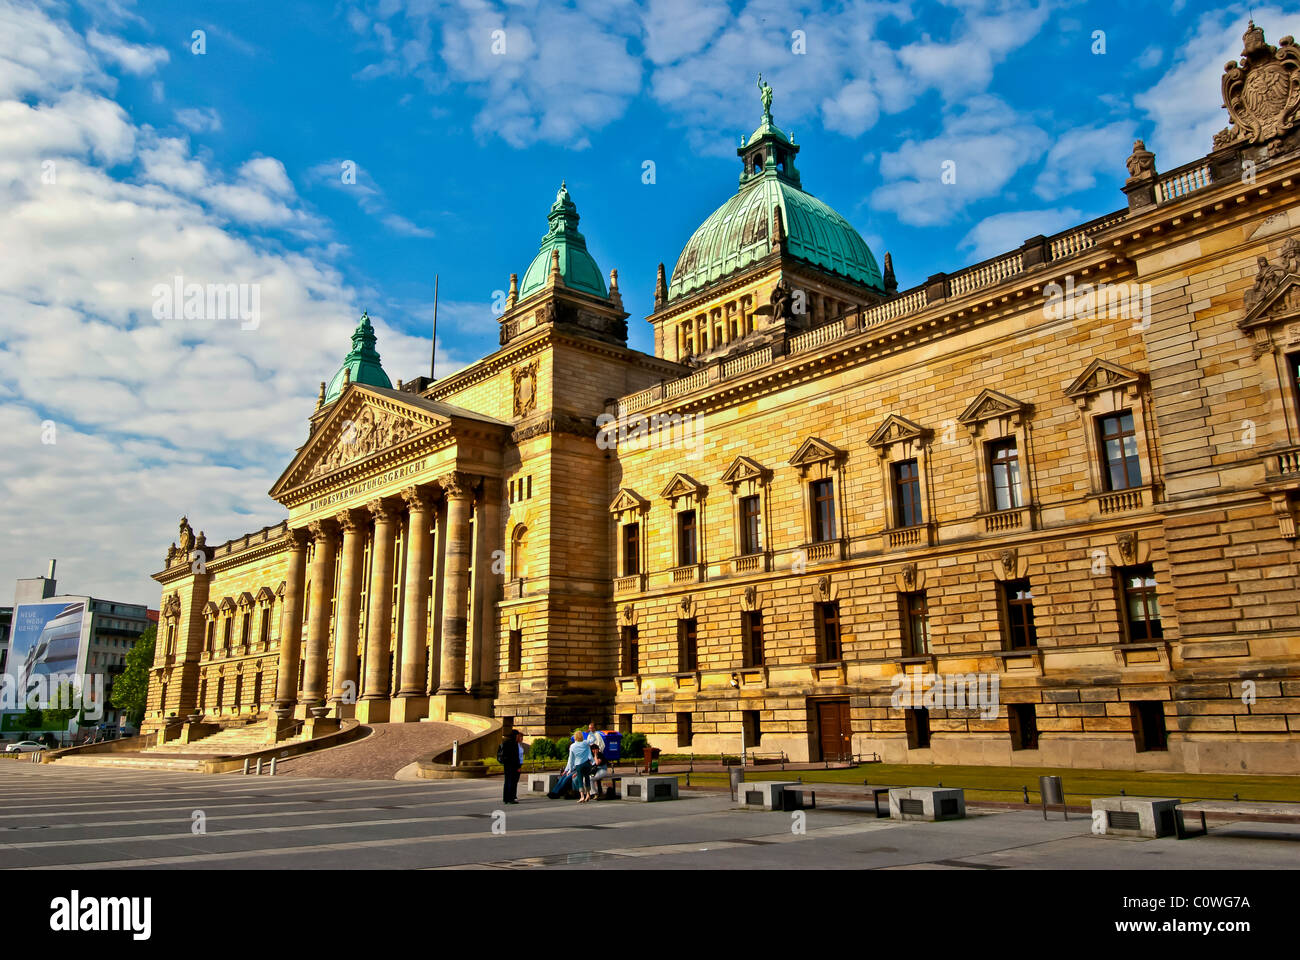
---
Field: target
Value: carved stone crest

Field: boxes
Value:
[1124,139,1155,182]
[512,361,539,417]
[1217,22,1300,148]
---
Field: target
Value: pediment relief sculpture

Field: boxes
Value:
[1243,236,1300,318]
[307,403,425,480]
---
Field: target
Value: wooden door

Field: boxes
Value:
[816,700,852,762]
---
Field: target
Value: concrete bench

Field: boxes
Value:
[738,780,801,810]
[1090,797,1181,838]
[1174,799,1300,839]
[620,775,679,802]
[888,787,966,821]
[526,773,563,796]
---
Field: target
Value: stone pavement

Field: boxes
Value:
[271,721,465,780]
[1,764,1297,870]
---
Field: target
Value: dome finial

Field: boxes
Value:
[757,73,773,121]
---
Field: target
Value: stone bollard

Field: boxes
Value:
[243,759,250,776]
[256,757,263,776]
[269,756,277,776]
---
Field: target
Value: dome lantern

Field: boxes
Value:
[323,311,393,404]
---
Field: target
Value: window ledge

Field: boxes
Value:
[801,539,846,563]
[1113,640,1171,669]
[882,524,934,551]
[1089,484,1158,515]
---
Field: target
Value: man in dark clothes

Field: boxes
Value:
[501,729,523,804]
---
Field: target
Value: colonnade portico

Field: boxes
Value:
[271,470,495,731]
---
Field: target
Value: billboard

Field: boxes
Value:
[5,599,89,710]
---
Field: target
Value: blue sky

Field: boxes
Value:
[0,0,1292,603]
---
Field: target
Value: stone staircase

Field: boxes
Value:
[52,722,308,771]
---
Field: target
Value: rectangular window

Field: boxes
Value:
[814,601,841,661]
[619,714,633,735]
[742,611,764,667]
[1131,701,1168,752]
[241,611,251,644]
[893,459,923,527]
[677,618,698,672]
[622,522,640,576]
[677,509,697,566]
[743,710,761,749]
[1290,353,1300,424]
[988,438,1023,510]
[205,620,214,653]
[810,479,836,542]
[899,592,930,657]
[1009,703,1039,750]
[508,629,522,673]
[526,476,532,499]
[1098,411,1142,491]
[223,618,233,651]
[1119,564,1162,642]
[905,707,931,750]
[677,712,693,747]
[739,495,762,555]
[620,625,639,675]
[1002,579,1037,649]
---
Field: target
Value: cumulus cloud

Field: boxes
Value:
[1032,121,1135,200]
[0,2,456,601]
[86,28,169,75]
[958,207,1083,261]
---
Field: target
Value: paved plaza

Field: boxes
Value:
[0,764,1297,870]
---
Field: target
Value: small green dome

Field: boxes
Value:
[669,177,884,300]
[324,311,392,403]
[518,182,607,301]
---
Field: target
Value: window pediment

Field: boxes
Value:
[789,436,844,475]
[217,597,236,613]
[203,601,220,619]
[1064,359,1144,408]
[254,586,275,604]
[1242,274,1300,329]
[609,488,650,516]
[660,473,707,505]
[958,389,1030,433]
[866,415,930,455]
[237,591,255,609]
[720,455,771,489]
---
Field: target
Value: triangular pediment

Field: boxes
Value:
[720,455,770,487]
[958,389,1028,426]
[254,586,275,603]
[789,436,844,468]
[270,384,501,498]
[866,415,928,450]
[660,473,707,502]
[1064,359,1143,400]
[1242,273,1300,328]
[237,591,255,608]
[609,488,650,515]
[218,596,236,613]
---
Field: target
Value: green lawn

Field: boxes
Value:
[684,763,1300,804]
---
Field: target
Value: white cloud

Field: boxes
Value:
[0,5,464,601]
[871,96,1049,227]
[958,207,1083,261]
[1032,120,1135,200]
[174,106,222,133]
[86,28,169,76]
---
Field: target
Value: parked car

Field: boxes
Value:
[5,741,47,753]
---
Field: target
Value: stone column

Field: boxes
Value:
[428,496,448,693]
[437,472,474,695]
[358,498,397,722]
[393,486,434,720]
[300,519,338,716]
[329,509,366,717]
[469,477,501,697]
[272,529,309,719]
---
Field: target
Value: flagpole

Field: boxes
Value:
[430,274,439,381]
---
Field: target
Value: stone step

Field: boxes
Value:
[55,755,205,771]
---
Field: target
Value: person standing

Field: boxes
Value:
[586,723,605,756]
[500,728,522,804]
[564,730,594,803]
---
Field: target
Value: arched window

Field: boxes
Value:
[511,525,528,580]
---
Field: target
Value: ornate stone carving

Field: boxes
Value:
[308,404,423,480]
[1245,236,1300,311]
[285,527,310,551]
[334,509,363,532]
[998,549,1018,580]
[900,563,917,591]
[679,595,695,618]
[1218,22,1300,148]
[178,516,195,558]
[438,471,471,499]
[366,499,397,522]
[743,585,758,607]
[770,279,794,321]
[512,360,539,417]
[1116,532,1138,565]
[400,485,434,512]
[1124,139,1156,182]
[816,576,831,600]
[621,604,635,624]
[307,519,337,543]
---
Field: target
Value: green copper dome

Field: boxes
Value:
[324,311,392,403]
[668,77,883,301]
[518,182,608,301]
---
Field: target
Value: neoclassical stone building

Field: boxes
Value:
[151,25,1300,773]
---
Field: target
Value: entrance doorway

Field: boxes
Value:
[814,699,852,762]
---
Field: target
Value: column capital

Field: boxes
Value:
[401,485,435,512]
[306,519,338,543]
[285,527,311,550]
[438,471,475,499]
[334,508,365,533]
[367,498,399,522]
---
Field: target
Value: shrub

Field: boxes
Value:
[621,731,648,757]
[525,737,565,761]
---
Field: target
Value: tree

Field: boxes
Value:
[41,681,80,731]
[112,624,155,729]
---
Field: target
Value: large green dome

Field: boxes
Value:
[668,78,883,301]
[518,182,607,301]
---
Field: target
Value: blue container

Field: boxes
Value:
[601,731,622,761]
